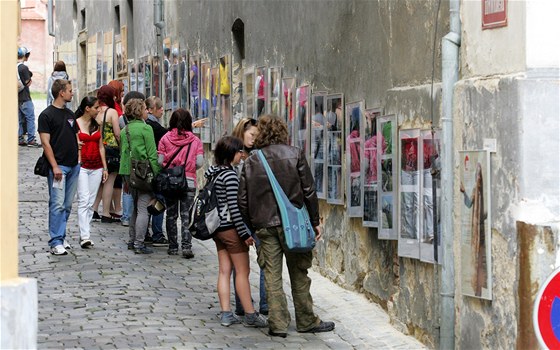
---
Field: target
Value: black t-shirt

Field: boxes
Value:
[18,63,32,103]
[38,105,79,166]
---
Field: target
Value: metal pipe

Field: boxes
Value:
[440,0,461,348]
[47,0,54,37]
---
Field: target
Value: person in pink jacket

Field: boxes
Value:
[158,109,204,257]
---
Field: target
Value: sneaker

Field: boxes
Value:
[127,242,134,250]
[243,312,268,328]
[268,330,287,338]
[121,220,130,227]
[220,311,241,327]
[152,237,169,247]
[50,245,68,255]
[134,246,154,254]
[92,211,101,221]
[144,236,153,245]
[27,141,41,148]
[182,249,194,259]
[167,248,178,255]
[63,240,72,250]
[80,239,93,249]
[298,321,335,333]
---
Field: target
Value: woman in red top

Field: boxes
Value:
[75,96,108,248]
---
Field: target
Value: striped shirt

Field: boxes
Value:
[211,167,250,241]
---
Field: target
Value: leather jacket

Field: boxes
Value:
[238,144,320,230]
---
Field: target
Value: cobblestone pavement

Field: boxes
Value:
[18,145,428,350]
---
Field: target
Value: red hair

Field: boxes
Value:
[108,80,124,103]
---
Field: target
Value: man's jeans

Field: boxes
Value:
[151,212,164,241]
[18,100,36,143]
[121,191,133,223]
[47,164,80,247]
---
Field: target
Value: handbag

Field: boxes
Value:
[153,143,192,198]
[257,150,316,253]
[34,154,50,177]
[102,108,120,173]
[125,125,154,192]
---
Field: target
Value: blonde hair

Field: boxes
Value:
[232,117,257,140]
[125,99,146,120]
[145,96,163,111]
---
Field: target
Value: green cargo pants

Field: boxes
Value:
[256,226,320,333]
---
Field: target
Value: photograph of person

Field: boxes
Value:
[219,55,231,136]
[281,77,295,144]
[295,85,310,157]
[326,94,344,205]
[363,108,383,227]
[255,66,267,118]
[311,93,326,198]
[399,131,420,240]
[243,68,255,119]
[189,55,200,119]
[345,101,364,216]
[269,67,281,115]
[152,56,160,98]
[144,56,152,98]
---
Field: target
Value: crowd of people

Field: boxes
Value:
[31,56,335,337]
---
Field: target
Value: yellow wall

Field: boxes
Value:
[0,0,20,281]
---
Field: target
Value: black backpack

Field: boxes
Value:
[153,143,191,198]
[188,169,229,240]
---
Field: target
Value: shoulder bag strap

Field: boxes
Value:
[101,108,109,141]
[163,144,185,169]
[257,150,291,204]
[182,143,193,167]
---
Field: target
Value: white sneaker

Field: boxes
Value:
[80,239,94,249]
[50,245,68,255]
[63,240,72,250]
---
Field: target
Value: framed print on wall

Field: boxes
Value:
[199,60,211,143]
[268,66,281,116]
[243,66,255,119]
[129,60,137,92]
[362,107,383,228]
[311,92,327,199]
[377,114,397,240]
[231,53,243,127]
[345,100,365,218]
[210,64,220,146]
[162,38,172,110]
[170,41,180,111]
[143,56,152,97]
[294,84,311,159]
[219,54,232,137]
[96,32,103,89]
[137,59,144,95]
[152,55,161,98]
[255,65,267,119]
[281,77,295,145]
[118,26,128,76]
[398,128,421,259]
[325,93,344,205]
[103,30,113,85]
[180,49,188,109]
[87,34,96,93]
[189,54,200,120]
[459,150,492,300]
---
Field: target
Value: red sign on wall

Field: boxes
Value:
[482,0,508,29]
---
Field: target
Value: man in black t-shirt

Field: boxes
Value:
[38,79,80,255]
[18,46,39,147]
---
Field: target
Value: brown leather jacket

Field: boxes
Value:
[238,144,320,230]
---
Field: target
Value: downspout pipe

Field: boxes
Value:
[440,0,460,349]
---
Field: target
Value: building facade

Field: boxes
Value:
[50,1,559,348]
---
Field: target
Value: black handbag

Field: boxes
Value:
[102,108,120,173]
[34,154,50,177]
[153,143,192,198]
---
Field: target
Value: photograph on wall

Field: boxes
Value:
[180,50,188,109]
[362,107,383,227]
[311,92,327,199]
[119,26,128,76]
[398,128,421,259]
[420,129,442,264]
[129,60,137,92]
[295,84,310,158]
[152,55,161,98]
[121,77,129,95]
[345,100,364,217]
[199,60,211,143]
[96,32,103,89]
[87,34,97,93]
[210,65,220,146]
[219,54,232,137]
[255,66,267,118]
[189,54,200,120]
[326,93,344,205]
[243,66,255,119]
[377,114,397,239]
[103,30,113,85]
[281,77,295,145]
[459,150,492,300]
[268,67,281,116]
[231,54,243,127]
[137,59,145,96]
[162,38,172,110]
[144,56,152,97]
[171,41,180,111]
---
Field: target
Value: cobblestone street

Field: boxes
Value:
[18,145,427,350]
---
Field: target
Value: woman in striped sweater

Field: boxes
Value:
[205,136,268,328]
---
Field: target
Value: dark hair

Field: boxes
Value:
[75,96,100,133]
[51,79,71,100]
[254,115,289,149]
[214,136,243,166]
[53,60,67,72]
[123,91,146,106]
[169,108,193,133]
[97,85,116,109]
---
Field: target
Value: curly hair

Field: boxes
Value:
[254,115,289,148]
[125,98,146,121]
[169,108,193,133]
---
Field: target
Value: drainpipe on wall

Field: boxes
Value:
[47,0,54,37]
[440,0,460,349]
